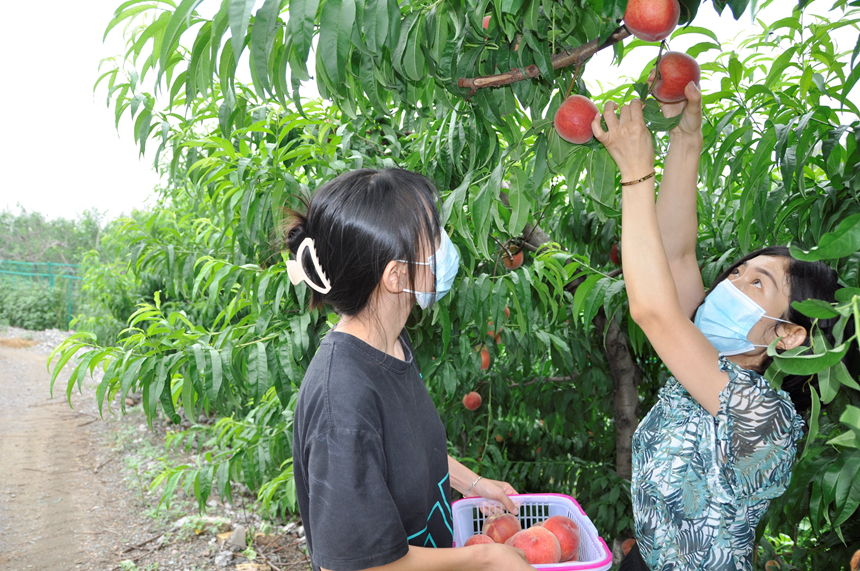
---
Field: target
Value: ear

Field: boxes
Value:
[380,260,408,295]
[776,323,808,351]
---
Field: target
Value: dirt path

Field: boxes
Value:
[0,336,311,571]
[0,344,140,570]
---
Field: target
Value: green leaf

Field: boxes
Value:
[104,4,157,41]
[764,46,797,89]
[392,12,419,78]
[833,452,860,526]
[472,160,504,260]
[363,0,389,54]
[802,385,820,459]
[791,299,841,319]
[790,213,860,262]
[508,167,532,238]
[836,287,860,303]
[819,364,838,404]
[586,148,618,221]
[249,0,281,98]
[318,0,356,85]
[522,28,553,81]
[572,274,601,324]
[402,16,426,81]
[583,277,611,333]
[158,0,202,85]
[228,0,255,61]
[643,99,682,132]
[669,25,720,45]
[833,360,860,391]
[209,348,223,401]
[773,342,850,376]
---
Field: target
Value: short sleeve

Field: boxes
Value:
[304,428,409,571]
[715,357,806,501]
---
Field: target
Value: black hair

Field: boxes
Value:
[709,246,841,413]
[284,168,441,316]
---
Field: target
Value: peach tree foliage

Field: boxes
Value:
[49,0,860,564]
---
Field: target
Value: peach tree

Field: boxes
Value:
[51,0,860,566]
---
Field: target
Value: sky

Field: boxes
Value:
[0,0,855,223]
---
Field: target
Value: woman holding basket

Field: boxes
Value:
[285,168,532,571]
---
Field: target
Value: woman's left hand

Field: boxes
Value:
[466,477,520,515]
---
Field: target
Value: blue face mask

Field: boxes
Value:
[402,230,460,309]
[694,279,791,356]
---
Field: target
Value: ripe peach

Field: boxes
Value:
[610,242,620,265]
[541,515,580,562]
[502,249,524,269]
[851,549,860,571]
[464,533,495,546]
[623,0,680,42]
[554,95,599,144]
[479,346,490,370]
[463,391,482,411]
[764,561,780,571]
[622,537,636,556]
[482,513,521,544]
[652,51,701,103]
[504,526,562,564]
[482,15,491,29]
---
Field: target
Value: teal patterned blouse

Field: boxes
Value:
[631,357,805,571]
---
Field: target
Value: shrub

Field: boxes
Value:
[0,279,72,330]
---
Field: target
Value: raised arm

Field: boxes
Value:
[654,82,706,318]
[592,100,727,415]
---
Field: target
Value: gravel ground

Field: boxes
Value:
[0,326,312,571]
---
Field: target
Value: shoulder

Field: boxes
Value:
[717,356,801,422]
[297,333,385,437]
[716,356,805,457]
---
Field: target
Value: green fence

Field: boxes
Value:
[0,260,82,328]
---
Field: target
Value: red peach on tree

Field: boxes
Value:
[502,249,524,270]
[554,95,599,144]
[463,391,482,410]
[623,0,680,42]
[652,52,701,103]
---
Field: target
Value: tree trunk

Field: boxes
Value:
[594,311,641,483]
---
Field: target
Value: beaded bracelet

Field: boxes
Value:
[620,171,656,186]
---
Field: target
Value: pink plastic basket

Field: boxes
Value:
[451,493,613,571]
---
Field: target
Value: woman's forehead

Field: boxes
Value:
[739,256,791,292]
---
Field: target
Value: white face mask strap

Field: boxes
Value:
[286,237,332,294]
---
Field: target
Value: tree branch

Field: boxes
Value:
[476,375,579,389]
[458,26,631,93]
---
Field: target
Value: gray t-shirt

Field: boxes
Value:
[293,330,453,571]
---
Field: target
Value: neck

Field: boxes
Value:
[334,294,412,358]
[727,350,767,373]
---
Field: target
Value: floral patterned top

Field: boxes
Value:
[631,357,805,571]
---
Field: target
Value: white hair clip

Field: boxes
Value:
[286,237,332,294]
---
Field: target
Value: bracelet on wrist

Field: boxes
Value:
[620,171,656,186]
[465,476,482,495]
